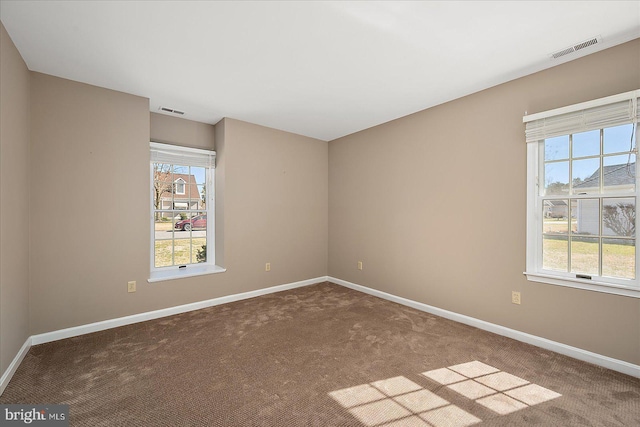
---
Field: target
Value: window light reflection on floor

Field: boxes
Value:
[422,361,562,416]
[328,360,561,426]
[328,375,481,427]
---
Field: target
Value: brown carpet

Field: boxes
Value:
[1,282,639,426]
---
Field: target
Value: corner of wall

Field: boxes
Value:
[213,119,226,267]
[0,20,31,378]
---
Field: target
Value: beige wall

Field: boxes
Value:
[219,118,328,280]
[29,73,151,334]
[150,112,215,150]
[29,74,328,334]
[1,21,636,375]
[328,39,640,365]
[0,23,31,375]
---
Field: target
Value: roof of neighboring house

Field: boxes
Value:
[156,172,201,201]
[573,163,635,189]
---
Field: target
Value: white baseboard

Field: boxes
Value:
[329,276,640,379]
[31,276,328,345]
[0,337,31,395]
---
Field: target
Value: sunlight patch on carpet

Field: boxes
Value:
[422,360,562,416]
[329,374,480,426]
[329,360,562,426]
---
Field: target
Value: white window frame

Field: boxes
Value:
[174,178,186,195]
[524,90,640,299]
[149,142,225,282]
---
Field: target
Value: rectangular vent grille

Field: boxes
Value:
[551,36,601,59]
[159,107,185,115]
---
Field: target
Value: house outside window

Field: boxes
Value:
[524,90,640,298]
[150,142,220,281]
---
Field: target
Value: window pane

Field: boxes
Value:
[545,135,569,161]
[173,239,192,265]
[155,240,173,268]
[572,129,600,158]
[173,164,189,175]
[602,198,635,237]
[157,198,172,211]
[544,162,569,195]
[571,198,599,235]
[603,154,635,193]
[173,165,189,202]
[571,157,600,194]
[192,166,206,185]
[175,179,186,195]
[198,184,206,209]
[570,237,599,276]
[153,163,173,208]
[604,124,636,155]
[187,213,207,240]
[187,184,196,209]
[192,238,207,264]
[193,213,207,232]
[155,215,174,238]
[152,163,172,179]
[173,212,189,231]
[543,200,568,233]
[543,235,568,271]
[191,167,205,209]
[602,238,635,279]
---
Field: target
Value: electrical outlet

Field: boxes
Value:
[357,261,363,270]
[265,262,271,272]
[128,281,136,293]
[512,291,521,305]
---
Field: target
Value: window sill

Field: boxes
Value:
[148,264,226,283]
[524,272,640,299]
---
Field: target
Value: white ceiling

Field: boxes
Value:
[1,1,639,141]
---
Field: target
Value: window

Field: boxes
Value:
[524,90,640,298]
[149,142,223,282]
[174,178,186,195]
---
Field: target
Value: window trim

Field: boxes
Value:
[148,263,226,283]
[149,142,224,282]
[524,95,640,299]
[524,272,640,299]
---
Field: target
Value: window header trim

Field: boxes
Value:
[523,89,639,143]
[523,90,639,123]
[150,141,216,169]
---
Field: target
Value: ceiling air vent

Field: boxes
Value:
[550,35,602,59]
[159,107,185,115]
